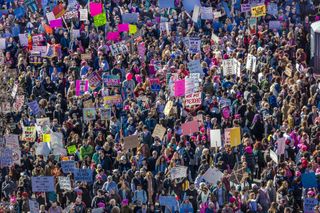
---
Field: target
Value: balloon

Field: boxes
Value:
[126,73,133,81]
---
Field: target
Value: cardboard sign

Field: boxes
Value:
[61,160,75,173]
[210,129,222,148]
[152,124,166,140]
[203,167,223,185]
[170,166,188,179]
[230,127,241,147]
[181,120,199,135]
[32,176,55,192]
[251,5,266,17]
[185,92,202,106]
[123,135,140,150]
[58,176,72,191]
[74,169,93,182]
[22,126,36,142]
[164,101,173,116]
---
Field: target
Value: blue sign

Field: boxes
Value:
[302,172,318,188]
[159,196,176,207]
[61,160,75,173]
[74,169,93,182]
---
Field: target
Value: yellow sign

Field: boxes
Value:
[43,134,51,142]
[129,24,137,35]
[251,5,266,17]
[164,101,173,116]
[230,127,241,147]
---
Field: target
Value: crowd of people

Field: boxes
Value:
[0,0,319,212]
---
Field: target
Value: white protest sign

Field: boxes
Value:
[246,54,257,72]
[201,7,213,20]
[29,199,39,213]
[304,198,318,213]
[185,77,195,95]
[80,9,88,21]
[222,59,234,76]
[188,37,201,53]
[192,5,200,23]
[19,34,28,47]
[185,92,202,107]
[31,176,55,192]
[58,176,72,191]
[203,167,223,185]
[35,142,51,156]
[210,129,222,148]
[0,38,6,50]
[213,11,222,18]
[5,134,21,165]
[170,166,187,179]
[50,132,64,151]
[11,83,18,98]
[276,138,286,155]
[233,58,241,77]
[187,60,202,73]
[270,150,278,164]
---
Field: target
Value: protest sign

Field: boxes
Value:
[109,42,129,56]
[150,78,161,92]
[11,83,18,98]
[89,2,102,16]
[106,32,120,41]
[230,164,247,184]
[13,95,24,112]
[246,54,257,72]
[267,3,278,16]
[1,102,11,113]
[174,79,185,97]
[87,72,102,91]
[304,198,318,213]
[58,176,72,191]
[185,78,195,95]
[80,9,88,21]
[61,160,75,173]
[164,101,173,116]
[103,95,122,106]
[233,58,241,77]
[159,0,175,8]
[35,142,51,156]
[81,53,92,60]
[28,101,40,115]
[213,11,222,18]
[123,135,140,150]
[74,169,93,182]
[42,134,51,142]
[251,5,266,17]
[181,120,199,135]
[188,37,201,53]
[138,42,146,60]
[185,92,202,106]
[64,10,78,19]
[129,24,138,35]
[50,132,64,153]
[269,21,281,30]
[14,7,25,18]
[0,38,5,50]
[32,176,55,192]
[93,13,106,27]
[83,108,96,121]
[118,23,129,32]
[67,145,77,154]
[241,4,251,13]
[19,34,28,47]
[76,80,89,96]
[159,196,176,207]
[50,18,63,28]
[276,138,286,155]
[29,199,39,213]
[230,127,241,147]
[0,148,13,167]
[182,0,201,12]
[99,108,112,120]
[201,7,213,20]
[223,59,234,76]
[302,172,317,188]
[122,13,138,23]
[52,4,65,18]
[187,60,203,73]
[192,5,200,23]
[170,166,188,179]
[21,126,36,142]
[5,134,20,165]
[270,150,278,164]
[249,17,257,34]
[210,129,222,148]
[152,124,166,140]
[203,167,223,185]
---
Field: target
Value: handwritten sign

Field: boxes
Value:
[210,129,222,148]
[170,166,187,179]
[74,169,93,182]
[185,92,202,106]
[152,124,166,140]
[241,4,251,13]
[123,135,140,150]
[187,60,203,73]
[58,176,72,191]
[164,101,173,116]
[61,160,75,173]
[32,176,55,192]
[22,126,36,142]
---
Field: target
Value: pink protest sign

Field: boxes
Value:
[76,80,89,96]
[181,120,199,135]
[118,24,129,32]
[106,32,120,41]
[174,79,185,97]
[90,2,102,16]
[49,18,63,28]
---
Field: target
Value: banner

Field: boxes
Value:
[170,166,187,179]
[22,126,36,142]
[32,176,55,192]
[185,92,201,106]
[103,75,121,87]
[74,169,93,182]
[76,80,89,96]
[210,129,222,147]
[251,5,266,17]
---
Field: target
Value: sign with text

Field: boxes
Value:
[32,176,55,192]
